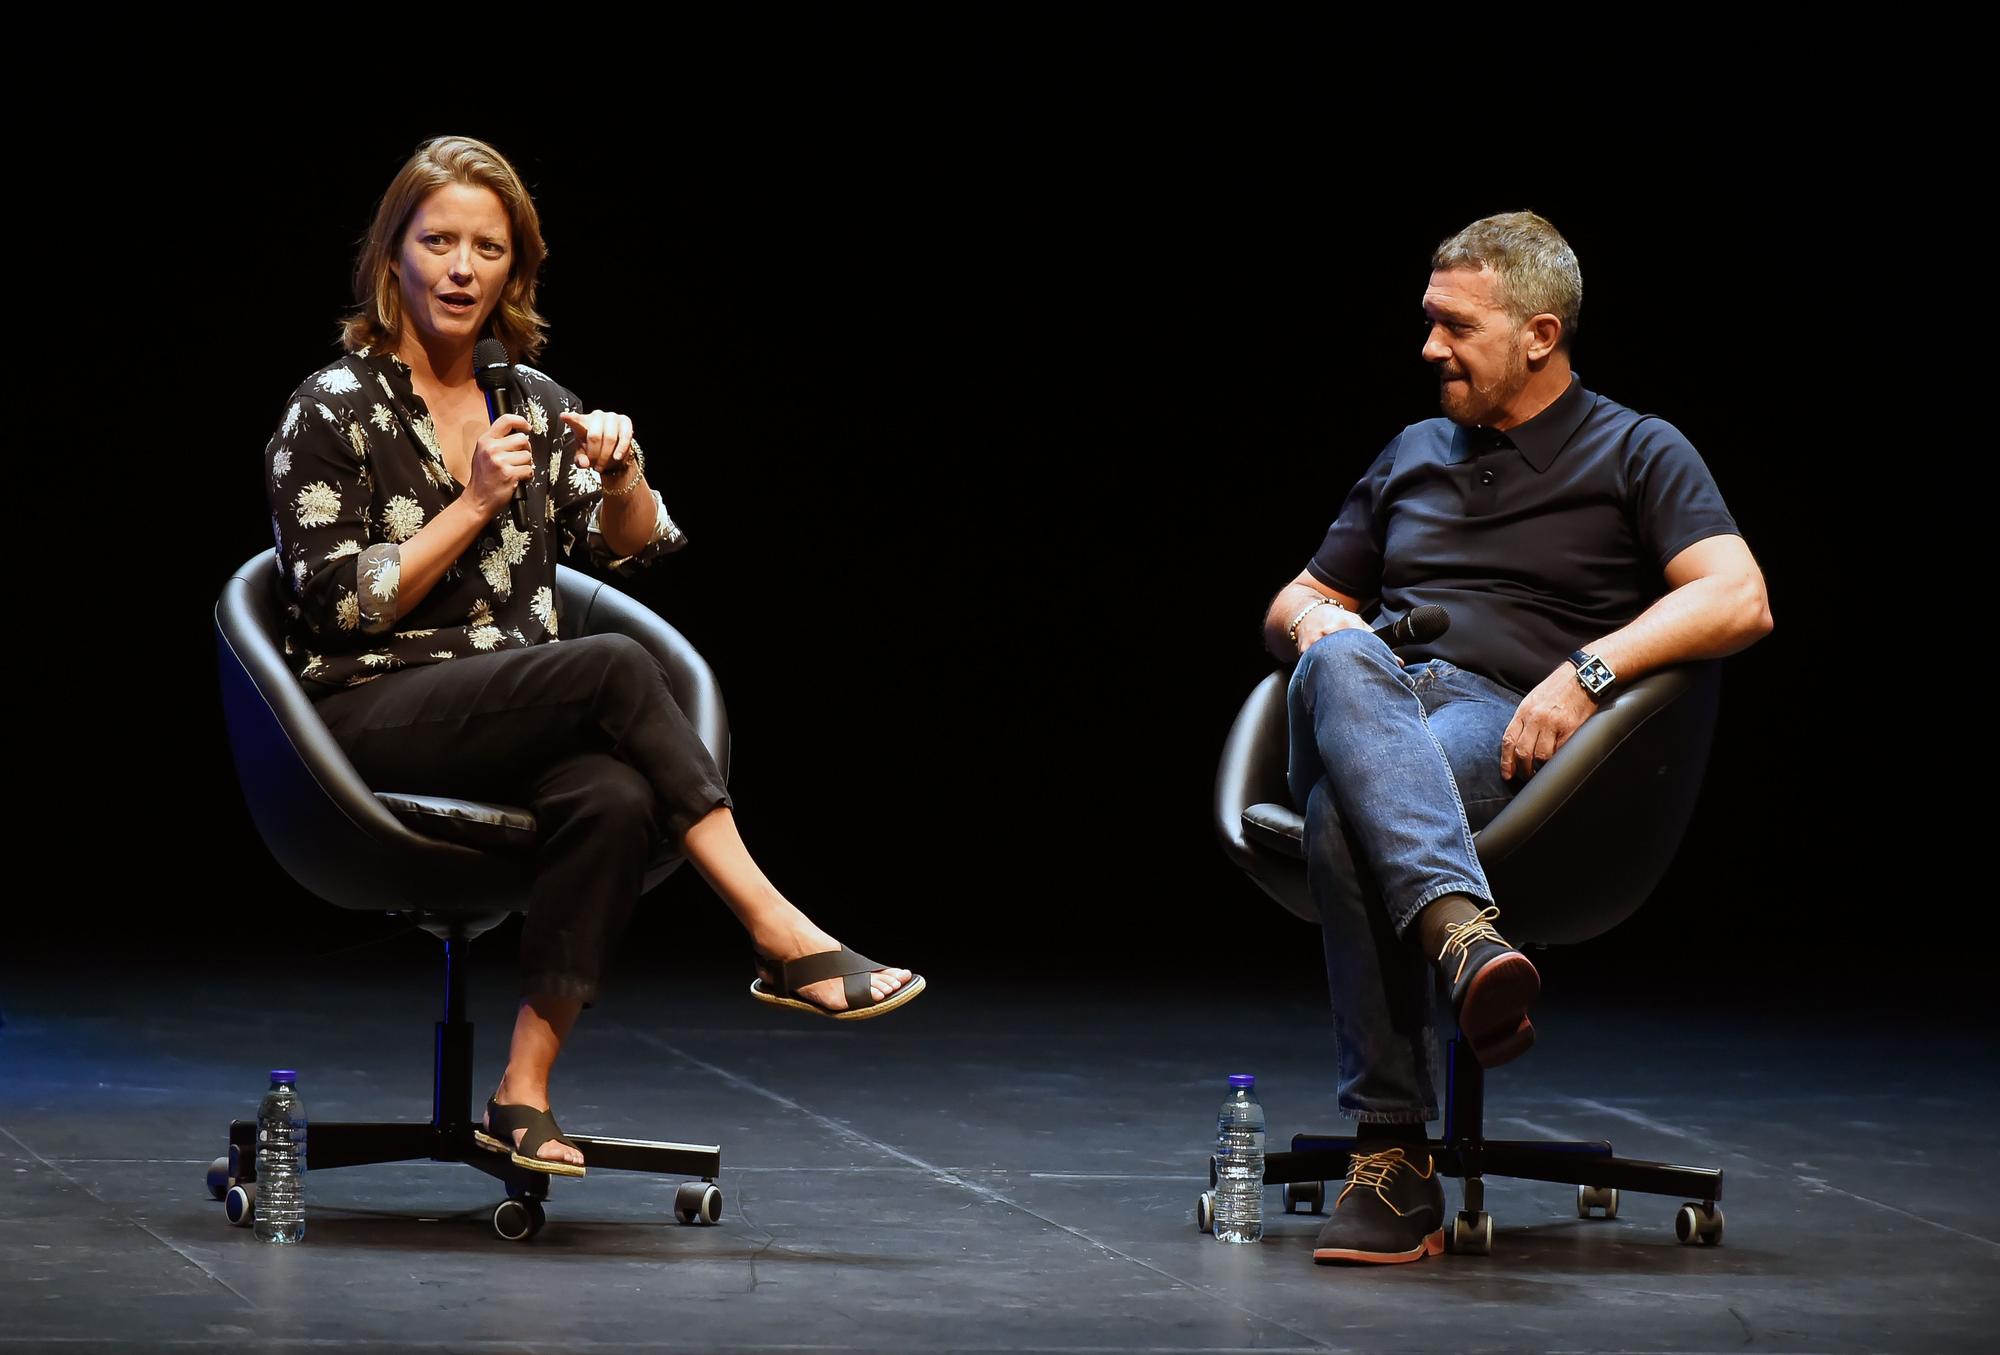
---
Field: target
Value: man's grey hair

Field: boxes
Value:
[1433,211,1582,350]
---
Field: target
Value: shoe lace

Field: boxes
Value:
[1437,905,1507,984]
[1335,1146,1430,1216]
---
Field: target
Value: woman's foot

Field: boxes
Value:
[682,809,915,1013]
[486,1076,586,1169]
[753,917,914,1014]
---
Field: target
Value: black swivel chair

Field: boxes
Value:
[212,553,728,1241]
[1212,660,1728,1252]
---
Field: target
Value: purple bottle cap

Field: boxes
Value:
[269,1070,297,1084]
[1228,1074,1256,1088]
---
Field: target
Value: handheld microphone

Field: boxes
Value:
[1372,604,1450,651]
[473,338,531,532]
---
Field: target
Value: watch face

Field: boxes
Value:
[1575,656,1614,694]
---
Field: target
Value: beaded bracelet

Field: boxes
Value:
[1286,595,1344,643]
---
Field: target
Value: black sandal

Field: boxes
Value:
[474,1099,587,1177]
[750,946,927,1021]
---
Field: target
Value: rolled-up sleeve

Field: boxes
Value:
[546,421,690,576]
[586,482,688,576]
[353,542,402,634]
[265,391,396,643]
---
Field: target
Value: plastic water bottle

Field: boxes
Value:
[1214,1073,1266,1243]
[254,1070,307,1244]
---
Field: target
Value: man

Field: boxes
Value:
[1262,211,1772,1265]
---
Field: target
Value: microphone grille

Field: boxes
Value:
[473,339,512,390]
[1408,604,1451,641]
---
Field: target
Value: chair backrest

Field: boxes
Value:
[215,552,728,919]
[1214,661,1722,945]
[1214,670,1309,918]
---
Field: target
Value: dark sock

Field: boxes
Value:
[1356,1121,1429,1152]
[1414,893,1486,961]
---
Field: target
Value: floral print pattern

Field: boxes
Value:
[264,351,686,690]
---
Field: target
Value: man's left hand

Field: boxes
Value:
[1500,665,1599,782]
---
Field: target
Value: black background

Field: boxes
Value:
[33,93,1880,1011]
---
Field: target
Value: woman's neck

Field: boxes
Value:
[395,332,476,392]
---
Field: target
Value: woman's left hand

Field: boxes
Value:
[559,409,637,478]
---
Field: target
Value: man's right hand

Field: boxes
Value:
[467,413,536,518]
[1295,602,1375,654]
[1265,574,1375,665]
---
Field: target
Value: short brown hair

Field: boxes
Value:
[1433,211,1581,351]
[341,136,549,362]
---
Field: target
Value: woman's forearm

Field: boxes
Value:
[395,497,493,621]
[597,472,657,557]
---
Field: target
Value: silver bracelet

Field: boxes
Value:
[1286,595,1344,644]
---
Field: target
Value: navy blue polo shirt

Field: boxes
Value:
[1307,375,1739,696]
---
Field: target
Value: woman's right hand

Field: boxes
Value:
[467,413,536,518]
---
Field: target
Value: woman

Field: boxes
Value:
[263,136,922,1177]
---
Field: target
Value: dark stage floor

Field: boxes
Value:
[3,953,1995,1353]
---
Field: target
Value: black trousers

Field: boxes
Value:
[315,634,732,1005]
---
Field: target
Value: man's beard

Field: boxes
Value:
[1437,343,1529,427]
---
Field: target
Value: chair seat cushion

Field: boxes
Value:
[377,793,538,854]
[1242,803,1306,860]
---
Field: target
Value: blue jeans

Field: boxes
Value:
[1287,630,1523,1124]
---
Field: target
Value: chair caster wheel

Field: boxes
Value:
[1283,1180,1326,1215]
[224,1183,256,1227]
[1577,1184,1619,1219]
[493,1197,546,1241]
[1195,1190,1216,1234]
[675,1181,722,1225]
[1450,1210,1493,1255]
[207,1156,232,1201]
[1675,1202,1723,1246]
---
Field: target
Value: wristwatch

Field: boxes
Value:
[1568,649,1616,701]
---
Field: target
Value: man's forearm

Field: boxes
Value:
[1586,571,1773,682]
[1264,582,1357,662]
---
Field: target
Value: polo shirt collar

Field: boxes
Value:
[1457,372,1593,472]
